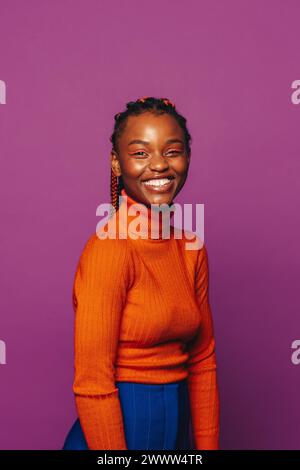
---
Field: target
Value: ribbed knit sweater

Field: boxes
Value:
[72,188,220,450]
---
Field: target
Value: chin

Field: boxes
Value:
[147,193,175,207]
[137,182,176,206]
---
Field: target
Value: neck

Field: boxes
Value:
[116,188,175,241]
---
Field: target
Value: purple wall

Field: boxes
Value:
[0,0,299,449]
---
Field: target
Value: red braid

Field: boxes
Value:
[110,168,119,215]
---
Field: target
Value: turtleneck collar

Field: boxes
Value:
[116,187,175,241]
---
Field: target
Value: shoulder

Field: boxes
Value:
[77,231,132,271]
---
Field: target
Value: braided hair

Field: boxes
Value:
[110,96,192,214]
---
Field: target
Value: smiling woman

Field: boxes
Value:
[62,97,220,451]
[109,97,192,212]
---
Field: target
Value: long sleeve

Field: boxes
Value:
[186,242,220,450]
[72,234,133,450]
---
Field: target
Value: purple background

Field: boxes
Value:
[1,0,300,450]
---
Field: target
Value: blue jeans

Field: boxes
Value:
[62,378,194,450]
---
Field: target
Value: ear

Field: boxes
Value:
[110,150,122,177]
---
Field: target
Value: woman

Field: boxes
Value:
[62,96,220,450]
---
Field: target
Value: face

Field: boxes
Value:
[111,112,190,207]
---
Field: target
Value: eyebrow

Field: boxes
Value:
[128,138,184,146]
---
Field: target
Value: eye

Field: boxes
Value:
[131,151,148,157]
[166,149,181,156]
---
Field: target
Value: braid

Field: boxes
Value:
[109,169,125,217]
[110,168,118,216]
[109,96,192,212]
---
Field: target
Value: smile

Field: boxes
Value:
[141,177,175,192]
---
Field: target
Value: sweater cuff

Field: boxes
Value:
[195,433,220,450]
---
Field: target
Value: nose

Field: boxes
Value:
[148,152,169,171]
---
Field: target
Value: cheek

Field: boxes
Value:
[122,160,147,178]
[172,157,189,175]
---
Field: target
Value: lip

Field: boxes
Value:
[141,177,175,193]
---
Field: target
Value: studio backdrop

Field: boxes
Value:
[0,0,299,450]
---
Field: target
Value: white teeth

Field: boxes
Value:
[143,178,172,187]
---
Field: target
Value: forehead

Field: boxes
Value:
[120,112,184,143]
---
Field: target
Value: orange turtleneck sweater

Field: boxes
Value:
[72,188,220,450]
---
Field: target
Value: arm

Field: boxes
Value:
[186,242,220,450]
[72,234,132,449]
